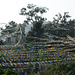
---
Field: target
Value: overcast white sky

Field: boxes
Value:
[0,0,75,28]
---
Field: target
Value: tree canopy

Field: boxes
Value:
[20,4,49,37]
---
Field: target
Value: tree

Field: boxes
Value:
[43,12,71,36]
[42,62,75,75]
[53,12,71,28]
[0,40,4,45]
[43,22,54,32]
[5,21,17,34]
[68,19,75,36]
[0,68,17,75]
[9,21,17,28]
[20,4,49,37]
[61,12,71,25]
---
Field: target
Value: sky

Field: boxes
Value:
[0,0,75,28]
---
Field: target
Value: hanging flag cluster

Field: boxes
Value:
[0,36,75,72]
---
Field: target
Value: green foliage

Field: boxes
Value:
[53,12,71,25]
[9,21,17,28]
[20,4,48,37]
[30,21,44,36]
[43,12,75,37]
[42,63,75,75]
[0,68,4,74]
[0,40,4,45]
[3,21,17,34]
[0,68,17,75]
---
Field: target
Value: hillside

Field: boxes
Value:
[0,36,75,74]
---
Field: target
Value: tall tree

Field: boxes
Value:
[53,12,71,28]
[9,21,17,28]
[68,19,75,36]
[20,4,49,37]
[4,21,17,34]
[61,12,71,25]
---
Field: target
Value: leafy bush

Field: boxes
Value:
[0,68,17,75]
[0,40,4,45]
[42,62,75,75]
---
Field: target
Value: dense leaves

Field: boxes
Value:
[42,62,75,75]
[44,12,75,37]
[0,40,4,45]
[20,4,48,37]
[0,68,17,75]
